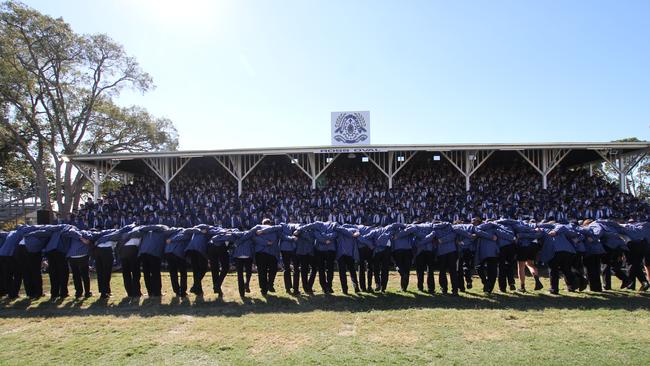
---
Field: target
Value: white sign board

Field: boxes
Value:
[331,111,370,145]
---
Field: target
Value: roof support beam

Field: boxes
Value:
[213,154,265,195]
[441,150,494,191]
[596,149,647,194]
[363,151,416,189]
[517,149,571,189]
[71,160,120,201]
[143,157,191,200]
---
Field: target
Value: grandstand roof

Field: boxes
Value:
[66,141,650,163]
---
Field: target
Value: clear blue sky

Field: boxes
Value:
[23,0,650,150]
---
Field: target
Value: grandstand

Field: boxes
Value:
[62,142,650,229]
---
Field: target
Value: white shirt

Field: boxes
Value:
[124,238,141,247]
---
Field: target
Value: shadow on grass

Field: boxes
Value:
[1,288,649,319]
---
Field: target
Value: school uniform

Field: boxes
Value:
[362,225,396,292]
[414,226,436,293]
[165,228,191,297]
[538,224,578,294]
[231,230,255,298]
[252,224,282,295]
[294,229,317,293]
[453,224,476,291]
[208,228,238,295]
[578,226,605,292]
[589,220,630,290]
[472,222,501,294]
[120,228,143,297]
[391,224,416,291]
[63,228,93,298]
[138,225,174,297]
[184,225,219,295]
[23,226,60,298]
[335,226,360,294]
[42,225,72,298]
[622,223,650,291]
[355,225,376,292]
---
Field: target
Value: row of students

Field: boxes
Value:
[1,218,649,300]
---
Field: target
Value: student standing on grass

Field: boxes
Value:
[355,224,376,293]
[334,224,361,294]
[390,223,417,292]
[471,219,501,294]
[119,227,143,298]
[537,223,578,295]
[413,224,436,294]
[184,224,220,296]
[621,219,650,291]
[208,227,237,297]
[588,219,631,290]
[42,225,72,300]
[453,221,477,292]
[230,229,256,299]
[138,224,175,297]
[578,220,605,292]
[293,226,317,294]
[278,222,301,295]
[94,225,134,299]
[63,228,94,298]
[23,225,60,299]
[252,219,282,296]
[165,228,192,297]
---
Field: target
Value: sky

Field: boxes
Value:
[21,0,650,150]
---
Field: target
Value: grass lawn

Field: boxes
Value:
[0,272,649,365]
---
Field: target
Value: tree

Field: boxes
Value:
[0,1,178,217]
[599,137,650,199]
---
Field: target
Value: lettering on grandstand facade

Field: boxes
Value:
[331,111,370,145]
[316,147,387,154]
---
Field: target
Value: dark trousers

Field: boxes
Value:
[187,250,208,295]
[498,244,516,291]
[358,246,374,291]
[0,256,21,298]
[584,254,602,292]
[95,247,114,296]
[549,251,576,292]
[297,254,317,292]
[208,245,230,293]
[415,251,436,292]
[338,255,359,293]
[69,256,91,296]
[119,246,141,297]
[166,253,187,296]
[235,257,253,297]
[46,251,69,298]
[315,250,336,292]
[373,250,392,291]
[626,240,648,288]
[392,249,413,291]
[570,253,588,290]
[27,251,44,298]
[478,257,498,293]
[281,250,300,293]
[458,250,474,291]
[601,247,629,289]
[15,246,36,297]
[438,251,460,294]
[140,254,162,296]
[255,252,278,295]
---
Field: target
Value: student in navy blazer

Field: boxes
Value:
[165,228,192,297]
[335,225,361,294]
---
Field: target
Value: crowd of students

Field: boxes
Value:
[62,157,649,232]
[1,217,649,301]
[2,158,649,301]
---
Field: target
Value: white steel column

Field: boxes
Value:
[596,149,647,194]
[363,151,416,189]
[286,153,339,189]
[143,157,191,200]
[72,160,120,201]
[214,154,265,195]
[441,150,494,191]
[517,149,571,189]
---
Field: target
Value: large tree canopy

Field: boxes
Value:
[0,1,178,216]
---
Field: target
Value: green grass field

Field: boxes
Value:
[1,272,649,365]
